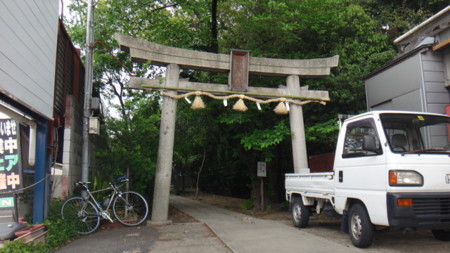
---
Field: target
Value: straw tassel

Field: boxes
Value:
[191,95,205,109]
[232,96,248,112]
[273,101,289,114]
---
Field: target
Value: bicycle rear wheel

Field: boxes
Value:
[112,191,149,226]
[61,197,101,234]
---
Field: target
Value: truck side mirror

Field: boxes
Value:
[363,135,379,153]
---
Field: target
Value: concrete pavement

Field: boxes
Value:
[56,195,363,253]
[55,220,230,253]
[54,225,158,253]
[170,195,362,253]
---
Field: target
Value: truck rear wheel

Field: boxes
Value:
[291,196,310,228]
[432,230,450,241]
[348,203,374,248]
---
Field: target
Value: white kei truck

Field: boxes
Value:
[285,110,450,248]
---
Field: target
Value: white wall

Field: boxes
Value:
[0,0,59,119]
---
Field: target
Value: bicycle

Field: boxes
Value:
[60,175,149,234]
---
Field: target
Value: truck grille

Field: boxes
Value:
[413,197,450,223]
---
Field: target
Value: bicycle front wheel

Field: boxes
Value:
[61,197,101,234]
[112,191,149,226]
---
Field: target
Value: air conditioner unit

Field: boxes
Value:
[89,117,100,135]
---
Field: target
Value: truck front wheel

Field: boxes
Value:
[432,230,450,241]
[291,196,310,228]
[348,203,374,248]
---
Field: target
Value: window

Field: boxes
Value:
[342,118,382,158]
[380,113,450,154]
[384,129,409,152]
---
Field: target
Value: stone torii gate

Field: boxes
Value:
[115,33,339,224]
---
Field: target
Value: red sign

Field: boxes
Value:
[446,105,450,142]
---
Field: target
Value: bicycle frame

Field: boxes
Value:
[81,182,124,222]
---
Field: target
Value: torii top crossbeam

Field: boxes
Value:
[115,33,338,76]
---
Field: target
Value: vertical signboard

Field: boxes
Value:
[257,161,267,211]
[257,161,267,177]
[0,119,22,192]
[229,50,249,92]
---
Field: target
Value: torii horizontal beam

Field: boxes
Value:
[115,33,339,77]
[128,77,330,101]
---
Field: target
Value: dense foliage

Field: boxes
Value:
[0,200,79,253]
[64,0,449,200]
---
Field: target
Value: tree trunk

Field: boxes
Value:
[209,0,218,53]
[195,148,206,199]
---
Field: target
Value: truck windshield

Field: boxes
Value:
[380,113,450,154]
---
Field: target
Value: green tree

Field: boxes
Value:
[64,0,443,200]
[219,0,395,155]
[359,0,449,40]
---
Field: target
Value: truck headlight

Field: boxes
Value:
[389,170,423,186]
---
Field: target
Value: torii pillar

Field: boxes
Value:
[287,75,308,170]
[116,33,338,224]
[151,64,179,223]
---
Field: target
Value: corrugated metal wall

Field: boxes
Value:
[54,20,84,118]
[0,0,59,119]
[421,50,448,113]
[420,50,449,148]
[54,20,85,164]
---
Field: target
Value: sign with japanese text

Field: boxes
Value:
[0,119,22,193]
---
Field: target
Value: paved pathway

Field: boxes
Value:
[56,195,365,253]
[54,225,157,253]
[170,195,362,253]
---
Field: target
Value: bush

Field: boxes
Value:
[240,198,255,211]
[0,240,47,253]
[0,199,79,253]
[44,199,79,249]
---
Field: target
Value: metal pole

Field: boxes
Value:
[260,178,264,211]
[32,118,48,223]
[82,0,95,183]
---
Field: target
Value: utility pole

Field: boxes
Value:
[82,0,95,183]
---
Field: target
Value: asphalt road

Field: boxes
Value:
[54,225,158,253]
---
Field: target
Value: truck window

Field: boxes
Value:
[380,113,450,154]
[342,118,382,158]
[385,129,410,152]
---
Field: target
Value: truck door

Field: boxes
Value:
[334,117,388,224]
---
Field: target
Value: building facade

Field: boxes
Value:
[0,0,86,222]
[364,6,450,114]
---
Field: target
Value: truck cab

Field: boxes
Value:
[286,111,450,248]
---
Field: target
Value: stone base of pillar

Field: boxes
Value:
[147,220,173,226]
